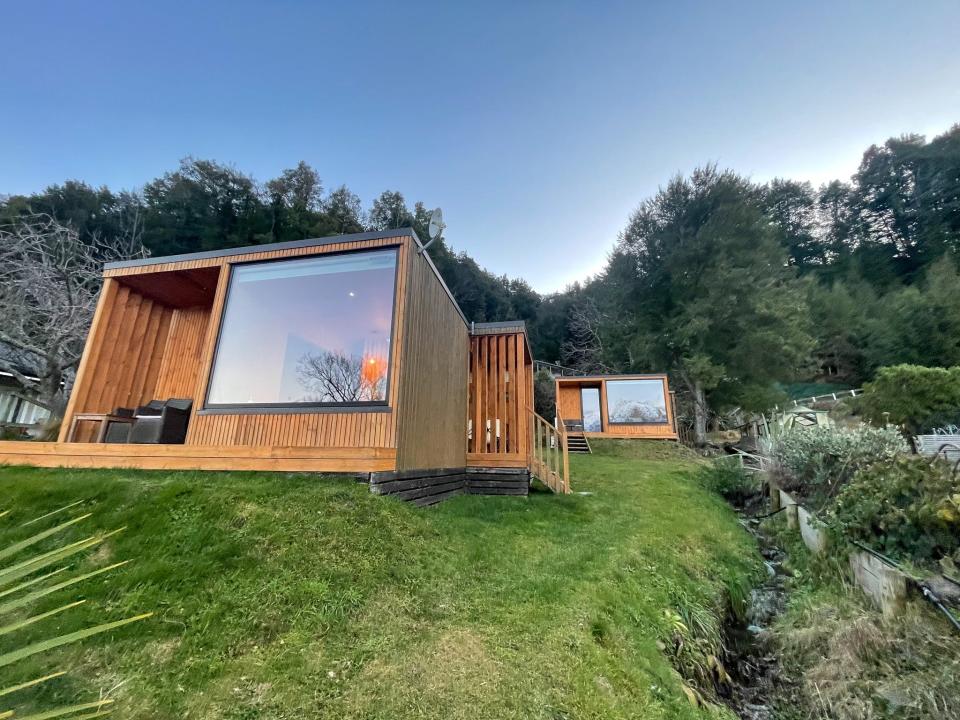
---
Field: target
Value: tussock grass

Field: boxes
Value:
[0,444,756,719]
[769,524,960,720]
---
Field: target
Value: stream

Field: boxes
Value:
[717,494,796,720]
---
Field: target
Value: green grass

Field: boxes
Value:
[1,442,758,719]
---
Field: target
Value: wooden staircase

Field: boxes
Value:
[566,432,591,454]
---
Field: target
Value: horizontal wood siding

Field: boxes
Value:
[466,331,530,465]
[0,440,393,473]
[394,249,468,470]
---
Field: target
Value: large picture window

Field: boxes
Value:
[606,379,668,424]
[205,248,398,408]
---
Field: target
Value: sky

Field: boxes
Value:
[2,1,959,293]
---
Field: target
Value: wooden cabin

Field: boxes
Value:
[0,229,569,502]
[555,374,678,442]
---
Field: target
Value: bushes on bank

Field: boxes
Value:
[858,364,960,435]
[772,425,908,502]
[828,456,960,568]
[697,457,759,504]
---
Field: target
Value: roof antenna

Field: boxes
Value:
[419,208,444,254]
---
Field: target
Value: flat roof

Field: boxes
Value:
[104,227,470,328]
[555,373,669,382]
[103,228,419,270]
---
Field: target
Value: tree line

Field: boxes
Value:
[2,126,958,441]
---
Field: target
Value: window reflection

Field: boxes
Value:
[206,248,397,407]
[606,379,668,424]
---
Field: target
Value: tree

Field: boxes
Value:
[611,166,813,444]
[367,191,413,231]
[141,158,269,254]
[761,179,822,270]
[296,350,385,402]
[323,185,364,234]
[0,215,148,414]
[266,161,323,241]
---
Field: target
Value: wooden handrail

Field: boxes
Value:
[526,407,571,494]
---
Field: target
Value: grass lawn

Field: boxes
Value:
[1,441,758,719]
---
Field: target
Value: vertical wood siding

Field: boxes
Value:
[466,332,531,459]
[394,250,469,470]
[154,306,211,399]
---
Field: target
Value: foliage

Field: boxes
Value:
[1,504,150,717]
[697,458,760,505]
[827,456,960,568]
[772,425,908,499]
[772,528,960,720]
[0,215,147,412]
[601,166,814,444]
[858,364,960,435]
[532,369,555,420]
[0,451,757,720]
[4,123,960,402]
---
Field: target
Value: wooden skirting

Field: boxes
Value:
[369,466,530,505]
[369,467,467,507]
[0,441,395,473]
[583,431,678,440]
[466,452,527,468]
[465,467,529,496]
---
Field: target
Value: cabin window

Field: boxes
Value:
[606,379,668,424]
[205,248,398,409]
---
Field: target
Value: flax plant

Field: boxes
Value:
[0,503,151,719]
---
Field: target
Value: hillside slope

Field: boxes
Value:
[0,443,758,719]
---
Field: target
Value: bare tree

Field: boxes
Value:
[296,350,386,403]
[560,299,613,374]
[0,215,148,415]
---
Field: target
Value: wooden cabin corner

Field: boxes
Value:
[0,229,572,499]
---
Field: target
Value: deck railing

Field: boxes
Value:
[528,409,570,494]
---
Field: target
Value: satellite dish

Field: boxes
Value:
[421,207,444,253]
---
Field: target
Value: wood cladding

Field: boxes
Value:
[155,306,211,399]
[467,332,532,459]
[58,280,174,442]
[394,249,469,470]
[184,237,409,451]
[41,231,484,476]
[0,440,393,473]
[555,375,678,440]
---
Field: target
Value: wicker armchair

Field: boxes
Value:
[128,398,193,444]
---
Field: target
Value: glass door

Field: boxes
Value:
[581,387,602,432]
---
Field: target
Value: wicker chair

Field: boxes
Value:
[128,398,193,444]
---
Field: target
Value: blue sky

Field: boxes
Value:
[2,1,959,292]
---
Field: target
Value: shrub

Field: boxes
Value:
[697,457,759,504]
[827,456,960,568]
[772,425,908,501]
[858,364,960,435]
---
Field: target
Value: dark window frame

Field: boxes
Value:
[604,378,670,426]
[201,245,401,413]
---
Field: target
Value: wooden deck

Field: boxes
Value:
[0,441,394,473]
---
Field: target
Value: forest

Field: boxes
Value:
[1,125,959,441]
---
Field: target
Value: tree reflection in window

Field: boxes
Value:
[205,248,397,407]
[296,349,388,403]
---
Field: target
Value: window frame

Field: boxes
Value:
[200,245,402,413]
[604,377,670,426]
